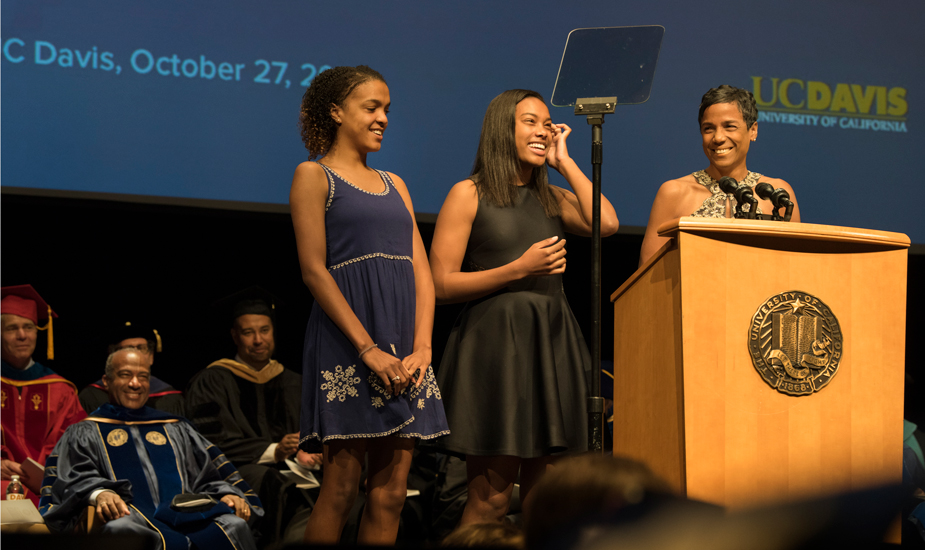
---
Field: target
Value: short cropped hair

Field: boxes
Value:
[104,347,150,379]
[698,84,758,128]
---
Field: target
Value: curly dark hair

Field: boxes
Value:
[299,65,386,159]
[698,84,758,128]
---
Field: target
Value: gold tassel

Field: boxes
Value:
[36,305,54,360]
[46,304,54,360]
[153,329,162,353]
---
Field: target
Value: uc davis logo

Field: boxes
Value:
[751,77,907,132]
[748,291,843,396]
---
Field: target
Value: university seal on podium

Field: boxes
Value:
[748,291,843,396]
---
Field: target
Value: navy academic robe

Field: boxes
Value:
[39,403,263,550]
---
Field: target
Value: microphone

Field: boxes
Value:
[717,176,759,219]
[755,182,794,222]
[733,183,759,219]
[755,182,774,202]
[716,176,742,218]
[717,176,738,195]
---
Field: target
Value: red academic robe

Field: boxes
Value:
[1,361,87,505]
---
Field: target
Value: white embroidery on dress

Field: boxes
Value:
[395,429,451,439]
[299,422,450,446]
[299,415,417,446]
[409,375,423,399]
[406,366,442,401]
[320,365,361,403]
[371,397,384,408]
[368,371,393,398]
[328,253,412,272]
[417,399,425,410]
[423,366,442,400]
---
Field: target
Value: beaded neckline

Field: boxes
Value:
[317,163,390,196]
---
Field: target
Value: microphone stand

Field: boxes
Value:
[575,97,616,454]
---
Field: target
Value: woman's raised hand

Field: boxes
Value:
[514,236,566,278]
[546,123,572,171]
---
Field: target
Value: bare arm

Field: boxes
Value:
[547,123,619,237]
[388,172,434,387]
[639,179,690,267]
[430,180,568,305]
[290,162,411,395]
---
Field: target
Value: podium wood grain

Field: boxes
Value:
[611,218,909,511]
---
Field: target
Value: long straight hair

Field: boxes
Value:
[470,89,561,218]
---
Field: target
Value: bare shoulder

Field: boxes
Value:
[443,179,479,206]
[384,171,418,214]
[650,174,703,218]
[291,161,326,189]
[385,171,408,191]
[290,161,329,202]
[436,179,478,222]
[293,160,325,179]
[448,178,477,197]
[657,174,700,197]
[385,171,412,198]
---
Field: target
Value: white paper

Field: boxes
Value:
[283,458,321,489]
[0,500,45,524]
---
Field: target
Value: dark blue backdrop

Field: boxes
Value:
[3,0,922,242]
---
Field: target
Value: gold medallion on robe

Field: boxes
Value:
[748,291,843,396]
[107,429,129,447]
[145,431,167,445]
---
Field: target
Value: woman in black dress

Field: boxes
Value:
[429,89,619,524]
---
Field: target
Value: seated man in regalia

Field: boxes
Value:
[39,347,263,550]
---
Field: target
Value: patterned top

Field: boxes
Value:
[691,170,763,218]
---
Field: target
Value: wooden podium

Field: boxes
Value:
[610,217,909,511]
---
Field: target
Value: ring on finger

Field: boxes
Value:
[392,376,401,382]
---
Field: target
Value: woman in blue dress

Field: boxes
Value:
[429,89,619,525]
[290,65,448,545]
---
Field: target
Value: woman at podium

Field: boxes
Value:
[429,89,618,525]
[639,84,801,265]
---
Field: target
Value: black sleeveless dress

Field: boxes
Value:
[435,186,590,458]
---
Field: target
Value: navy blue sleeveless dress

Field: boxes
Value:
[299,164,449,452]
